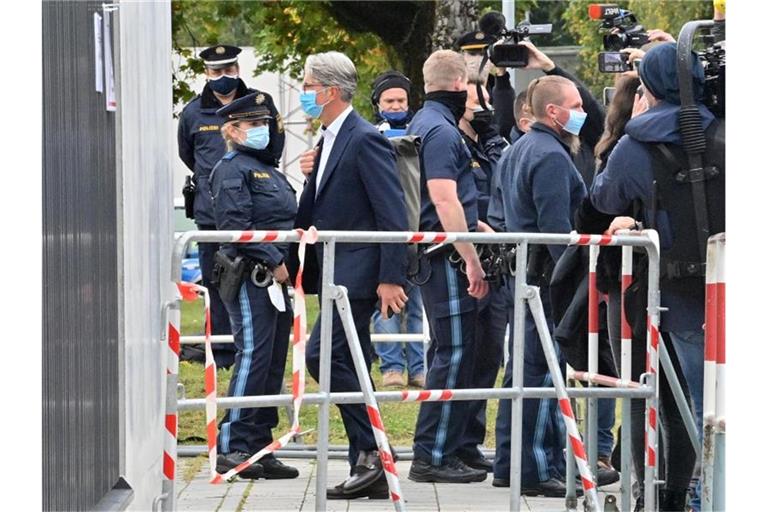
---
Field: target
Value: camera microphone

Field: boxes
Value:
[479,11,507,38]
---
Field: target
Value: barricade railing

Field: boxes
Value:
[702,233,725,512]
[158,228,662,512]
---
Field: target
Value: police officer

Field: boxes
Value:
[492,75,587,497]
[369,70,426,389]
[209,93,298,480]
[177,44,285,368]
[406,49,489,484]
[454,77,509,472]
[455,30,517,144]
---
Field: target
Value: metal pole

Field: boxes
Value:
[508,240,528,511]
[644,233,662,512]
[333,286,406,511]
[658,340,701,458]
[315,239,336,511]
[422,303,430,374]
[587,246,599,484]
[501,0,516,88]
[565,381,578,510]
[619,245,633,512]
[528,286,601,512]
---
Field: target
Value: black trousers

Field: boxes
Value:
[306,297,379,471]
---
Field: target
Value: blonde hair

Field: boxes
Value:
[423,50,467,92]
[526,75,574,120]
[220,121,242,151]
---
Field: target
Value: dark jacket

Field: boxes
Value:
[210,148,297,267]
[293,109,408,299]
[177,80,285,226]
[501,122,587,263]
[489,72,516,144]
[463,129,508,223]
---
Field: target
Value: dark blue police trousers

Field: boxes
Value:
[493,281,567,485]
[306,297,379,471]
[413,256,478,466]
[218,280,291,455]
[197,224,236,368]
[457,286,507,460]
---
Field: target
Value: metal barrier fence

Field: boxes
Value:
[159,228,665,512]
[702,233,725,511]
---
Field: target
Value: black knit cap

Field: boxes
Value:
[370,70,411,108]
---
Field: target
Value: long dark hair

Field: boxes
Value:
[594,75,641,170]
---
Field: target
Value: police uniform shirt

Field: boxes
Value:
[407,100,479,232]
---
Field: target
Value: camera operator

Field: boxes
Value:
[592,42,724,511]
[518,41,606,189]
[454,74,509,473]
[456,30,517,144]
[492,75,588,497]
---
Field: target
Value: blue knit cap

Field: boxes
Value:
[638,42,706,105]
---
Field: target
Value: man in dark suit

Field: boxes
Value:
[294,51,409,501]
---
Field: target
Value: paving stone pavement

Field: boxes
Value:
[176,457,626,511]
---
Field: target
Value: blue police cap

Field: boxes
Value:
[217,92,274,123]
[455,30,495,52]
[199,45,242,69]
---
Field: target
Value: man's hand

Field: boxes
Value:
[465,259,489,299]
[299,148,317,178]
[377,283,408,320]
[648,29,676,43]
[519,41,556,72]
[477,220,495,233]
[273,263,290,284]
[631,92,649,118]
[605,216,637,235]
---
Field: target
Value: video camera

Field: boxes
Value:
[479,11,552,68]
[589,4,649,51]
[699,39,725,118]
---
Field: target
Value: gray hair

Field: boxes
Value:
[304,51,358,102]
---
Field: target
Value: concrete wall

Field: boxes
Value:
[114,1,175,510]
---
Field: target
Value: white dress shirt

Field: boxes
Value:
[315,105,354,197]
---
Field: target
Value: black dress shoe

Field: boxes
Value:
[341,450,385,494]
[327,473,389,500]
[522,478,584,498]
[458,452,494,472]
[260,454,299,479]
[216,451,264,479]
[408,456,487,483]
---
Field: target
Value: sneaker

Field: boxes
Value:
[408,456,487,483]
[216,451,264,480]
[408,373,426,388]
[597,455,620,486]
[260,454,299,479]
[382,370,405,387]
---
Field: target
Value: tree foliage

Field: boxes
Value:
[562,0,713,96]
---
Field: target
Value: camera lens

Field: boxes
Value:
[604,32,627,51]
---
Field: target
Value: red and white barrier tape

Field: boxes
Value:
[588,246,600,385]
[401,389,454,402]
[620,246,633,385]
[163,283,183,485]
[645,317,659,471]
[570,232,621,246]
[558,398,600,505]
[364,401,405,510]
[568,371,640,389]
[405,231,456,244]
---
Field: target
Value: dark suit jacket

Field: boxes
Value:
[292,109,408,299]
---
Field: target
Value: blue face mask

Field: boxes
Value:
[208,74,239,95]
[381,110,408,123]
[241,125,270,150]
[555,105,588,136]
[299,89,327,118]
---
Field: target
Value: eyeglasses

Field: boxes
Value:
[302,82,326,92]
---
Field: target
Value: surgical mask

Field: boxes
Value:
[381,110,408,124]
[208,74,239,95]
[241,125,270,150]
[299,89,328,118]
[553,105,587,136]
[469,108,495,134]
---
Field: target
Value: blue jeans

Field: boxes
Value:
[372,284,425,376]
[668,329,705,511]
[598,397,615,457]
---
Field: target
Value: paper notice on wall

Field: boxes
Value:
[103,10,117,111]
[94,13,104,93]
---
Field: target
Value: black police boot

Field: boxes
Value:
[260,453,299,480]
[216,451,264,479]
[408,456,487,483]
[327,471,389,500]
[457,451,494,472]
[659,487,689,512]
[326,450,385,499]
[597,455,621,486]
[521,477,584,498]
